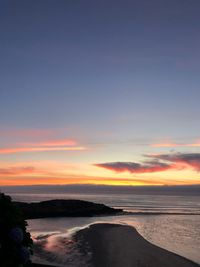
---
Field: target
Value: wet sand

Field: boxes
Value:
[32,265,53,267]
[32,264,57,267]
[75,223,199,267]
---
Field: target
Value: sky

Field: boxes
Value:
[0,0,200,186]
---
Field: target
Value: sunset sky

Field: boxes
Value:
[0,0,200,186]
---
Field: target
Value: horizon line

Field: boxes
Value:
[1,183,200,188]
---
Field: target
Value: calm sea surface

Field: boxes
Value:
[7,192,200,266]
[9,192,200,214]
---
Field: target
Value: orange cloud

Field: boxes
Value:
[151,142,200,147]
[0,146,86,154]
[1,156,200,186]
[0,166,36,176]
[0,174,165,186]
[1,173,198,186]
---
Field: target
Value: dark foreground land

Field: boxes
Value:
[12,200,199,267]
[15,199,123,219]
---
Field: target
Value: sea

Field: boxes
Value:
[2,185,200,266]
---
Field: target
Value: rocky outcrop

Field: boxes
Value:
[15,199,123,219]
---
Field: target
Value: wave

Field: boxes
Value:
[32,230,92,267]
[114,206,200,215]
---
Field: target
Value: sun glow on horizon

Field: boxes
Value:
[0,130,200,187]
[0,161,199,186]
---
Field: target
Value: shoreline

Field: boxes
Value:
[30,222,200,267]
[74,223,200,267]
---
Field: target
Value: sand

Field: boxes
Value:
[31,223,199,267]
[32,264,58,267]
[75,223,199,267]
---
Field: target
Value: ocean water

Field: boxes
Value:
[27,214,200,266]
[3,189,200,266]
[8,192,200,215]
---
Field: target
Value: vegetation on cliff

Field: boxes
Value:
[0,193,33,267]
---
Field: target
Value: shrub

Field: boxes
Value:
[0,193,33,267]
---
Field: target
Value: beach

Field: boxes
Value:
[74,223,199,267]
[6,189,200,266]
[33,265,53,267]
[27,195,200,266]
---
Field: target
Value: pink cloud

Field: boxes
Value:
[0,128,54,139]
[20,138,77,147]
[0,128,86,154]
[151,153,200,172]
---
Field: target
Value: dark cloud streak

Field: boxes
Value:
[95,153,200,174]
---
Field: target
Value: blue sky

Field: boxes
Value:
[0,1,200,185]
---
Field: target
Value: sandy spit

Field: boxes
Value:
[75,223,200,267]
